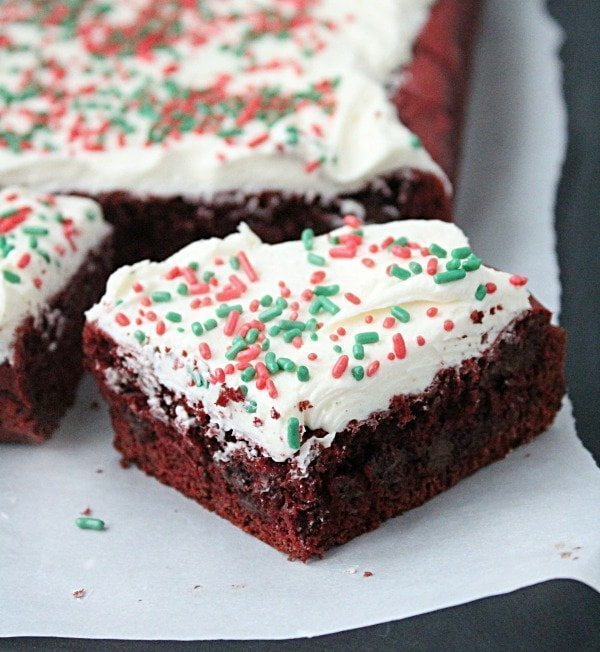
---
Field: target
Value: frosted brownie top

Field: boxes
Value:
[0,0,444,198]
[0,186,111,364]
[87,218,531,466]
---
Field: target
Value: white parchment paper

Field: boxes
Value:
[1,0,599,640]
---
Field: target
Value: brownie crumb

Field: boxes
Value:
[216,386,245,407]
[72,588,86,599]
[80,507,93,516]
[270,407,281,420]
[363,571,374,578]
[90,401,100,410]
[470,310,484,324]
[298,400,313,412]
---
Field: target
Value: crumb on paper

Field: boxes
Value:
[95,468,103,474]
[231,584,247,589]
[344,567,358,575]
[555,542,582,560]
[363,571,374,578]
[193,584,203,590]
[80,507,92,516]
[72,589,86,599]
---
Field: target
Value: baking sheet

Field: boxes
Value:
[1,0,599,640]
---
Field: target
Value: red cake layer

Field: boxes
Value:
[83,299,565,560]
[0,237,113,443]
[71,0,479,266]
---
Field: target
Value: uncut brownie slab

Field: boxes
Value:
[84,218,565,559]
[0,0,479,265]
[0,187,112,443]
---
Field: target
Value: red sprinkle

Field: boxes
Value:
[132,282,143,293]
[383,317,395,329]
[249,299,260,312]
[443,320,454,332]
[199,343,211,360]
[364,315,373,324]
[486,282,497,294]
[426,307,438,318]
[329,246,356,259]
[301,289,314,301]
[427,258,438,275]
[344,292,361,304]
[366,360,380,377]
[156,320,166,336]
[361,258,375,268]
[165,266,181,280]
[247,132,269,148]
[387,353,395,361]
[393,333,406,359]
[310,271,326,284]
[115,313,130,327]
[332,354,349,378]
[509,275,528,287]
[391,245,411,259]
[308,353,318,361]
[237,251,258,282]
[224,309,240,336]
[416,335,426,346]
[17,253,30,269]
[266,379,278,398]
[343,214,361,228]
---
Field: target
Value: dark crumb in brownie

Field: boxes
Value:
[72,589,86,599]
[90,400,100,410]
[216,386,245,407]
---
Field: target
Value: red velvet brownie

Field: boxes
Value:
[0,0,479,265]
[84,218,565,559]
[0,187,112,443]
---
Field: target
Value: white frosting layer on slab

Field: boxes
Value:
[0,0,445,198]
[87,219,531,464]
[0,187,111,364]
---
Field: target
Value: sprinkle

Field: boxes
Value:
[177,283,188,295]
[241,366,256,382]
[390,265,411,280]
[446,258,461,270]
[383,317,395,329]
[16,253,30,269]
[204,319,217,331]
[475,284,487,301]
[391,306,410,323]
[509,275,528,287]
[134,330,146,344]
[156,321,166,335]
[237,251,258,282]
[265,351,279,374]
[344,214,362,228]
[310,271,326,284]
[427,258,438,275]
[355,332,379,345]
[462,255,482,271]
[351,366,364,381]
[444,320,455,332]
[165,311,182,323]
[75,517,105,531]
[426,307,438,317]
[451,246,471,259]
[361,258,375,268]
[392,333,406,359]
[301,228,314,251]
[191,322,204,336]
[307,253,326,266]
[2,270,20,284]
[297,366,310,382]
[223,309,240,336]
[430,244,447,258]
[151,291,171,302]
[244,400,257,413]
[259,306,283,323]
[416,335,426,346]
[115,313,130,327]
[366,360,380,377]
[199,343,212,359]
[408,262,422,274]
[353,343,365,360]
[344,292,361,304]
[314,284,339,296]
[332,354,349,378]
[486,282,497,294]
[287,417,301,450]
[434,269,467,284]
[266,378,278,398]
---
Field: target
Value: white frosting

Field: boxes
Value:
[87,219,531,464]
[0,0,445,198]
[0,186,111,364]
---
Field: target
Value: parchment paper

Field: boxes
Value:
[1,0,598,640]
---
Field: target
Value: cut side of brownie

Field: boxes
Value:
[0,0,479,264]
[0,187,112,443]
[84,218,565,559]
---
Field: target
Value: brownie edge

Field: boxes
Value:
[83,300,565,560]
[0,236,113,443]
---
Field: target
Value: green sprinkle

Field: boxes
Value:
[265,351,279,374]
[241,367,256,382]
[134,330,146,343]
[297,366,310,382]
[287,417,301,450]
[191,321,203,336]
[333,344,342,353]
[451,246,472,259]
[318,296,340,315]
[165,311,182,323]
[301,228,314,251]
[408,261,423,275]
[329,235,340,245]
[240,385,248,396]
[151,291,171,302]
[352,366,365,381]
[391,306,410,323]
[434,269,467,284]
[355,332,379,344]
[176,283,188,296]
[260,294,273,307]
[314,284,339,296]
[279,320,305,331]
[446,258,461,271]
[216,303,242,318]
[22,226,49,235]
[75,517,105,531]
[203,318,217,331]
[430,244,447,258]
[2,270,20,284]
[261,338,271,351]
[202,270,214,282]
[188,261,199,271]
[307,253,326,266]
[277,357,296,372]
[244,400,257,414]
[225,337,247,360]
[259,306,283,323]
[269,325,281,336]
[475,284,487,301]
[462,255,482,272]
[245,328,259,344]
[283,328,302,343]
[275,297,288,309]
[390,265,411,280]
[310,332,318,341]
[229,255,240,270]
[353,343,365,360]
[305,318,318,331]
